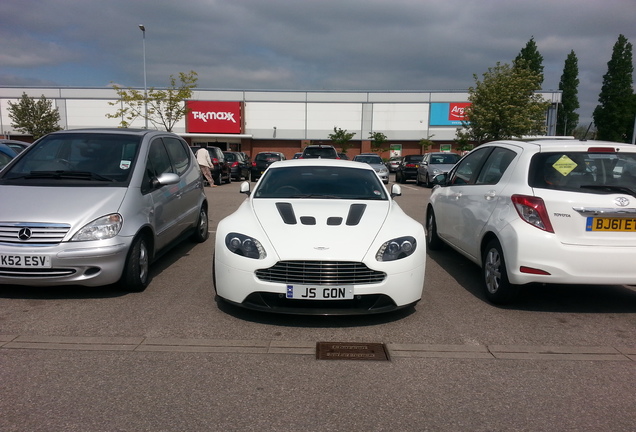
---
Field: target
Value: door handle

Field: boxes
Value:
[484,190,496,200]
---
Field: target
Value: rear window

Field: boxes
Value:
[256,153,281,161]
[529,151,636,192]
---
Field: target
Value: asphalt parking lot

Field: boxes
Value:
[1,174,635,431]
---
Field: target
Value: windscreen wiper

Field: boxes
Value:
[25,171,117,182]
[579,185,636,198]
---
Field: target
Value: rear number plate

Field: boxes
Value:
[586,217,636,232]
[0,254,51,268]
[286,285,354,300]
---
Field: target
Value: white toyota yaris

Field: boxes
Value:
[214,159,426,315]
[426,138,636,304]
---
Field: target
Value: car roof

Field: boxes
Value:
[482,139,630,152]
[267,158,376,171]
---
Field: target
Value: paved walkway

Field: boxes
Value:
[2,334,634,361]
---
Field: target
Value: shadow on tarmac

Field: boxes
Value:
[427,246,636,314]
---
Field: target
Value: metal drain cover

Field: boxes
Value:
[316,342,390,361]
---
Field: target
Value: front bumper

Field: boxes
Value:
[0,239,131,287]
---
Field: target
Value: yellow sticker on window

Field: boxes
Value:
[552,155,577,176]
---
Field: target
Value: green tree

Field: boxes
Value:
[557,50,580,136]
[514,36,544,87]
[419,134,435,153]
[368,131,388,153]
[107,70,198,131]
[328,127,356,153]
[593,34,634,142]
[463,61,550,143]
[7,93,62,139]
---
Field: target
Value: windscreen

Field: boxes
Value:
[1,133,141,184]
[254,166,388,200]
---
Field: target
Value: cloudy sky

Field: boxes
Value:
[1,0,634,126]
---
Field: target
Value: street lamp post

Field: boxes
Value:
[139,24,148,129]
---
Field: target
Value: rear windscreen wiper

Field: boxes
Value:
[580,185,636,198]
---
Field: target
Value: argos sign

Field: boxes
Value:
[430,102,471,126]
[186,101,242,133]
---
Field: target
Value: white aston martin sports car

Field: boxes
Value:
[214,159,426,315]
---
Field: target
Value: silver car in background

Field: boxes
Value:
[353,153,390,184]
[0,128,209,292]
[417,152,461,187]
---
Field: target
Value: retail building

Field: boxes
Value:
[0,87,561,159]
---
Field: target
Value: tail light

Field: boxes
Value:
[212,158,219,166]
[405,163,417,168]
[511,195,554,233]
[252,161,257,167]
[230,162,239,168]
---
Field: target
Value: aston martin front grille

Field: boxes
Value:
[255,261,386,285]
[0,223,71,244]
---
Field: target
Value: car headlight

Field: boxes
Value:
[432,168,443,175]
[225,232,267,259]
[376,236,417,261]
[71,214,123,241]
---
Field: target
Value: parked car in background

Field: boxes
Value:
[337,153,349,160]
[0,139,31,154]
[417,152,461,187]
[250,151,286,182]
[190,145,231,185]
[395,154,424,183]
[386,156,402,173]
[292,152,303,159]
[426,138,636,304]
[214,159,426,315]
[0,128,209,291]
[0,143,18,171]
[224,151,250,181]
[300,144,339,159]
[353,153,389,184]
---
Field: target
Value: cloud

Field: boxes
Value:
[0,0,634,126]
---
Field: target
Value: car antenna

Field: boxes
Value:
[581,122,594,141]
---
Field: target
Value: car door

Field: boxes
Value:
[451,147,518,258]
[163,136,201,233]
[434,147,493,254]
[143,137,184,250]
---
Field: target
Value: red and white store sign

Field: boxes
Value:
[186,101,242,134]
[448,102,471,121]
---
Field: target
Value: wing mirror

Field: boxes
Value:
[390,184,402,198]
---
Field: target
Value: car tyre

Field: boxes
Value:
[425,174,431,188]
[425,208,444,250]
[119,234,150,292]
[191,205,209,243]
[482,239,520,305]
[251,172,258,182]
[416,173,422,186]
[213,170,222,186]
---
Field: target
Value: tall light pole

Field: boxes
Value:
[139,24,148,129]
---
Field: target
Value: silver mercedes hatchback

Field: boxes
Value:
[0,129,209,292]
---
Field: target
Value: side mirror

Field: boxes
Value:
[432,173,447,186]
[390,183,402,198]
[240,181,251,195]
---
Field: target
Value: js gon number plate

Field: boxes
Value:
[586,217,636,232]
[286,285,354,300]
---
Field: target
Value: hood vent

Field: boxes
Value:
[346,204,367,226]
[275,203,367,226]
[276,202,297,225]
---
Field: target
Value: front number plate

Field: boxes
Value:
[0,254,52,268]
[586,217,636,232]
[286,285,354,300]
